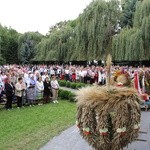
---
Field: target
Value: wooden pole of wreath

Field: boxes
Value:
[106,54,112,91]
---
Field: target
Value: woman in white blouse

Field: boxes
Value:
[51,75,59,103]
[36,76,44,105]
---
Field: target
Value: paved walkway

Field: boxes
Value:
[40,87,150,150]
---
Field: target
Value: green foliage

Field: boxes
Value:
[70,83,76,89]
[0,0,149,63]
[0,26,19,64]
[112,0,150,61]
[59,80,67,86]
[66,81,71,88]
[76,83,86,89]
[68,92,76,102]
[120,0,139,28]
[58,80,87,89]
[34,0,121,62]
[18,32,43,63]
[76,83,82,89]
[58,89,71,99]
[58,89,76,102]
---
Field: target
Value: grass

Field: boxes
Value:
[0,101,76,150]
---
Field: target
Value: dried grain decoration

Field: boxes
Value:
[76,86,141,150]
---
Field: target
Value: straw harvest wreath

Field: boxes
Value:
[76,55,141,150]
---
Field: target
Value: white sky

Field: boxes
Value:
[0,0,92,35]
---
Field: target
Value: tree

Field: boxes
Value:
[18,32,43,63]
[0,25,19,64]
[35,0,121,62]
[112,0,150,61]
[120,0,139,28]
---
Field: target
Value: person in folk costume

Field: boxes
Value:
[36,76,44,105]
[34,71,40,82]
[51,75,59,103]
[134,70,150,108]
[26,74,36,106]
[43,77,52,103]
[5,78,15,110]
[76,55,141,150]
[15,77,26,108]
[145,69,150,94]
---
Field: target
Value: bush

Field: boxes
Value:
[68,92,76,102]
[80,83,86,87]
[70,83,76,89]
[58,89,64,96]
[59,80,67,86]
[75,83,81,89]
[58,89,70,99]
[66,81,71,88]
[58,89,75,102]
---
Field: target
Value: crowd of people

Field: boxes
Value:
[0,64,150,110]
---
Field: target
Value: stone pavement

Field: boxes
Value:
[40,111,150,150]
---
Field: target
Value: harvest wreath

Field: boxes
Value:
[76,55,141,150]
[76,86,141,150]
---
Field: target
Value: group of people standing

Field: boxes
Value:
[1,71,59,110]
[0,64,150,110]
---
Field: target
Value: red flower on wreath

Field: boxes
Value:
[83,127,90,136]
[99,128,108,136]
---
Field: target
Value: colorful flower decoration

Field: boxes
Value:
[99,128,108,136]
[117,127,126,136]
[134,123,140,130]
[117,82,123,87]
[110,112,115,117]
[114,70,130,82]
[83,127,90,135]
[76,120,80,128]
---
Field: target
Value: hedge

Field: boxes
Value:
[58,89,76,102]
[58,80,87,89]
[70,83,76,89]
[66,81,71,88]
[59,80,67,86]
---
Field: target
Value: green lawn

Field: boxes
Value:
[0,101,76,150]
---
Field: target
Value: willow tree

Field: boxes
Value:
[34,0,121,62]
[74,0,121,61]
[112,0,150,61]
[34,20,77,62]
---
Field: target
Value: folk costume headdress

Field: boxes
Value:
[76,55,141,150]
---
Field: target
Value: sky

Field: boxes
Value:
[0,0,93,35]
